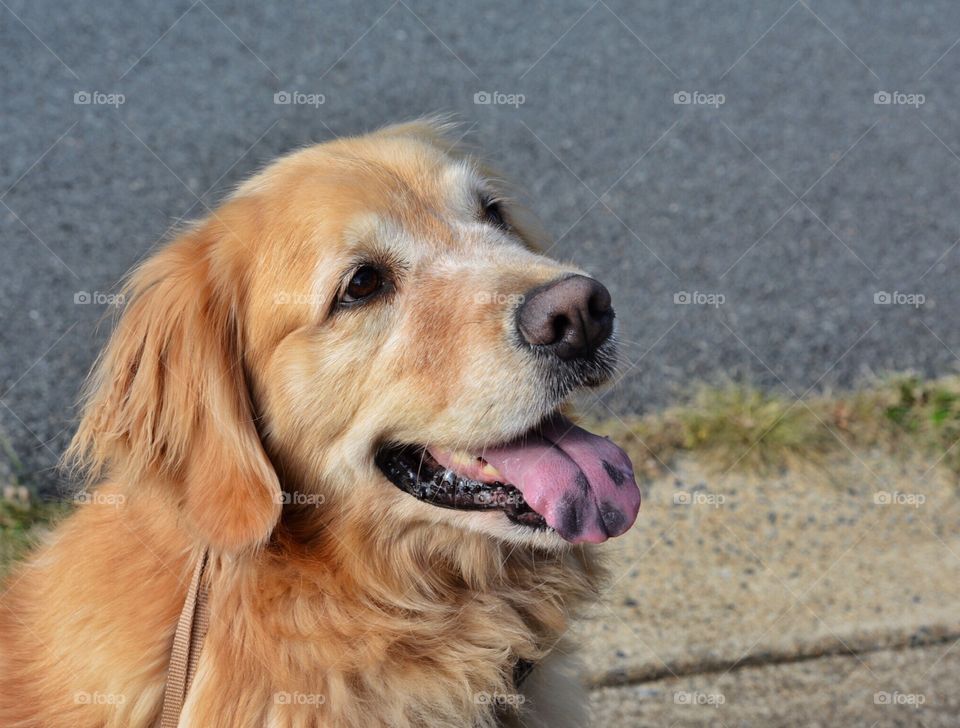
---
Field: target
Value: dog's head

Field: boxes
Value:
[70,119,640,553]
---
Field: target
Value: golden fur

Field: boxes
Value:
[0,120,608,727]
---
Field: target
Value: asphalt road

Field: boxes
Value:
[3,0,960,491]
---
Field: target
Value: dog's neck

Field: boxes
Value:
[270,502,604,606]
[194,506,604,724]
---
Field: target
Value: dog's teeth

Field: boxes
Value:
[479,463,502,480]
[442,469,456,484]
[447,450,503,481]
[448,451,476,469]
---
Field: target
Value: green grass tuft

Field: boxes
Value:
[586,374,960,478]
[673,385,833,474]
[0,496,64,577]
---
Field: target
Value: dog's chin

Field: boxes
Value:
[446,509,573,549]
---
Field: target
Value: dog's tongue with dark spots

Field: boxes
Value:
[435,415,641,544]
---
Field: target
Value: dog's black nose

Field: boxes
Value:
[517,275,614,360]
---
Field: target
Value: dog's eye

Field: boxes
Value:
[343,265,384,303]
[480,196,507,229]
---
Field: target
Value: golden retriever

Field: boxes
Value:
[0,119,640,728]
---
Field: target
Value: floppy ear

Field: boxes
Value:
[68,219,282,553]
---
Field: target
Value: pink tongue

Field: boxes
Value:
[479,415,641,544]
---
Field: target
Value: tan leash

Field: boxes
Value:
[155,547,532,726]
[159,548,210,728]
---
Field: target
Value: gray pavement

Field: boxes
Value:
[3,1,960,490]
[575,446,960,727]
[590,642,960,727]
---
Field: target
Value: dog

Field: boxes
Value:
[0,119,641,728]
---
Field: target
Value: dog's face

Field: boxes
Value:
[72,120,640,552]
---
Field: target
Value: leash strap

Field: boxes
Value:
[156,549,529,726]
[160,548,210,728]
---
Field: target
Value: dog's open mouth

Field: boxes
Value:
[375,445,549,529]
[375,414,641,544]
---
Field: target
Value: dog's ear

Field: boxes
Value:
[67,217,281,553]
